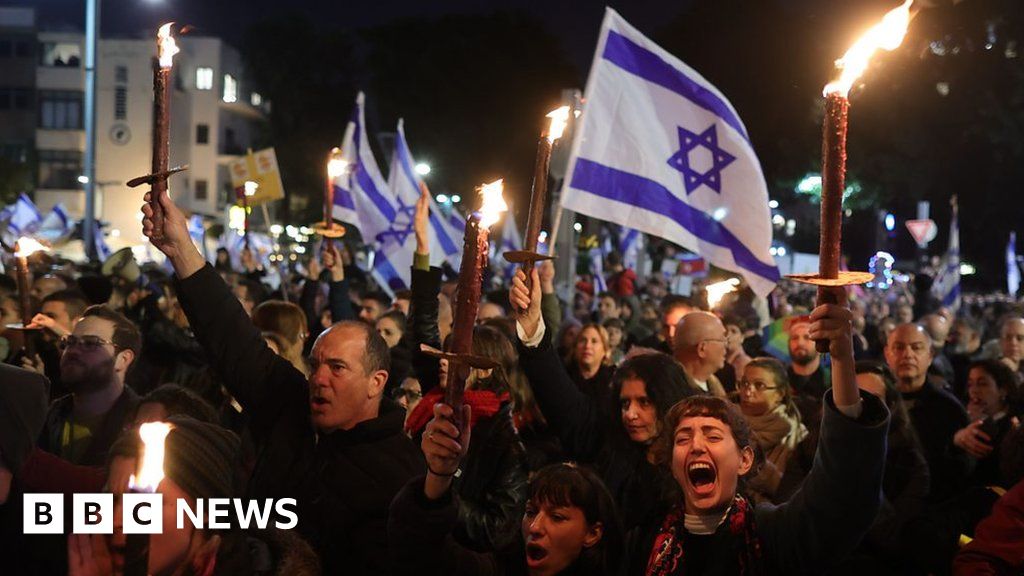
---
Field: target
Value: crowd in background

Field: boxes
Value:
[0,188,1021,575]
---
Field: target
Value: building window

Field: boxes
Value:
[39,91,83,129]
[38,150,83,189]
[114,87,127,120]
[0,88,32,110]
[40,42,81,67]
[196,124,209,144]
[115,65,128,83]
[250,92,262,106]
[222,74,237,103]
[195,179,208,201]
[196,67,213,90]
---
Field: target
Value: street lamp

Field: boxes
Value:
[415,163,431,176]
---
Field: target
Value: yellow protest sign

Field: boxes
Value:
[228,148,285,205]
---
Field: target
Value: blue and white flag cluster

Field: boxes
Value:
[561,9,779,296]
[618,227,643,271]
[335,92,397,247]
[372,119,466,293]
[0,193,43,240]
[932,205,960,311]
[93,220,112,261]
[36,203,72,242]
[1007,232,1019,297]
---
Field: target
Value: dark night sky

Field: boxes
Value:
[25,0,855,73]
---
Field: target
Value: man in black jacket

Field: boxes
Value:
[142,190,423,575]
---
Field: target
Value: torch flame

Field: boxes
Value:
[824,0,913,97]
[478,179,508,229]
[327,148,348,179]
[545,106,571,143]
[128,422,173,493]
[14,237,48,258]
[706,278,741,309]
[157,23,180,69]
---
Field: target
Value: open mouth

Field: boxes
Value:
[311,396,329,408]
[525,543,548,563]
[687,461,717,495]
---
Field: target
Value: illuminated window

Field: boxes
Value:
[222,74,237,103]
[250,92,262,106]
[195,67,213,90]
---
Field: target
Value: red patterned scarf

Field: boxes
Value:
[645,495,764,576]
[404,388,509,435]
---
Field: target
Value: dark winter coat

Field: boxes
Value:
[176,263,423,576]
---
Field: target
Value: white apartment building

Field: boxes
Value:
[33,27,268,250]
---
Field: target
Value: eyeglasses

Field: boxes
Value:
[737,380,778,392]
[59,335,118,351]
[393,388,423,402]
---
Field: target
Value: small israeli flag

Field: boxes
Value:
[1008,232,1020,297]
[562,9,779,296]
[932,204,960,310]
[1,193,43,237]
[36,203,72,242]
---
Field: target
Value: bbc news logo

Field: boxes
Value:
[23,494,298,534]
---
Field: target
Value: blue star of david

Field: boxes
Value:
[376,197,417,245]
[667,124,736,195]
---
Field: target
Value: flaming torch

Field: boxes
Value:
[9,238,48,356]
[503,106,571,298]
[312,148,348,240]
[706,278,741,310]
[789,0,912,352]
[124,422,173,576]
[423,180,506,430]
[127,23,189,240]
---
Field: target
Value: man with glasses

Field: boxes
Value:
[885,323,969,502]
[672,311,729,397]
[38,305,140,466]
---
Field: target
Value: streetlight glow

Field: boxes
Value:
[415,163,431,176]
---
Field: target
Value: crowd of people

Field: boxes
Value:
[0,186,1021,575]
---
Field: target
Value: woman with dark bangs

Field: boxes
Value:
[389,422,624,576]
[617,285,890,575]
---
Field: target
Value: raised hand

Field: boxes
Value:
[807,286,858,408]
[307,254,322,281]
[141,190,204,279]
[414,183,430,256]
[421,402,472,499]
[322,242,345,282]
[27,313,69,338]
[510,267,542,340]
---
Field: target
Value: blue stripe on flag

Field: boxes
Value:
[355,166,397,222]
[571,158,779,283]
[395,133,421,190]
[373,250,407,292]
[602,30,750,143]
[333,184,356,210]
[428,212,459,255]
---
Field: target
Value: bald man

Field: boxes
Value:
[885,323,969,502]
[672,311,729,397]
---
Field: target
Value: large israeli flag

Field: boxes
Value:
[373,120,465,292]
[932,204,960,310]
[562,9,779,296]
[334,92,397,244]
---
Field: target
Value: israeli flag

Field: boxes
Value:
[93,221,112,261]
[334,92,397,246]
[590,247,609,294]
[1008,232,1019,297]
[1,193,43,237]
[619,227,643,271]
[562,9,779,296]
[372,120,465,292]
[932,205,960,310]
[36,203,72,242]
[187,214,207,258]
[496,214,523,279]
